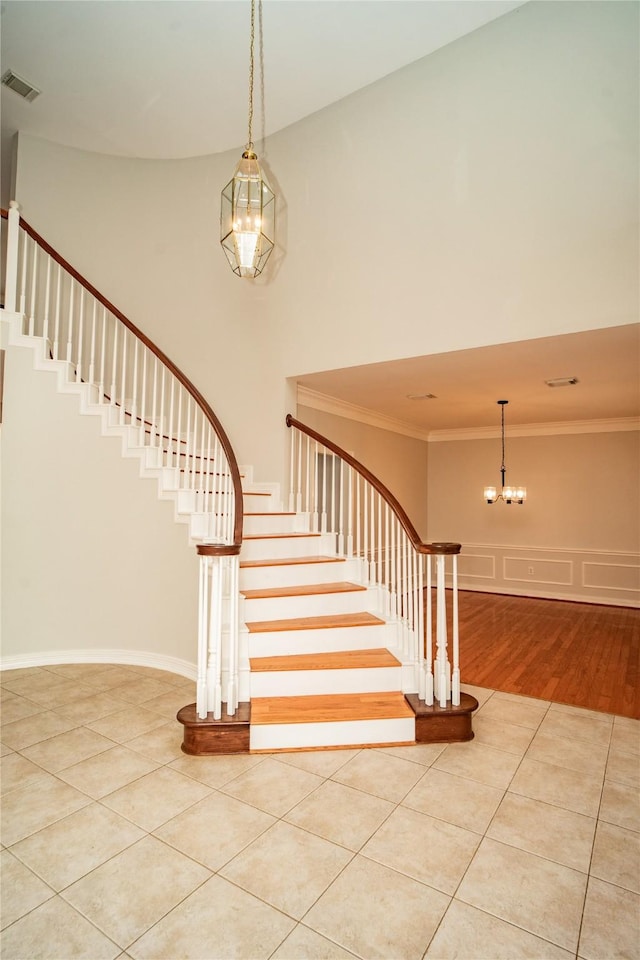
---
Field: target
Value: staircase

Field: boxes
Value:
[240,503,415,751]
[1,203,477,755]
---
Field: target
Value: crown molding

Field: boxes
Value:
[296,386,431,441]
[427,417,640,441]
[296,386,639,443]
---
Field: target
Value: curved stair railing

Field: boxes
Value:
[2,202,243,719]
[287,414,462,708]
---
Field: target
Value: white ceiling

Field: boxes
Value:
[1,0,637,434]
[1,0,526,159]
[297,325,640,436]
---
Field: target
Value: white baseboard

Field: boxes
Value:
[453,582,639,608]
[0,648,197,679]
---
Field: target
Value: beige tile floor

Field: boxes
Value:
[0,664,638,960]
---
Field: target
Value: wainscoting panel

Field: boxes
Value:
[452,544,639,607]
[504,557,573,587]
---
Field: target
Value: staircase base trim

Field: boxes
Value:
[405,692,479,743]
[177,702,251,755]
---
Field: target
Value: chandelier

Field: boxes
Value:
[483,400,526,505]
[220,0,275,278]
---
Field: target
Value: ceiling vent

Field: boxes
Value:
[545,377,579,387]
[406,393,437,400]
[1,70,41,103]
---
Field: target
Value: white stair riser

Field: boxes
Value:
[240,533,334,562]
[249,666,402,698]
[250,716,415,751]
[239,557,361,591]
[247,623,395,658]
[241,588,371,621]
[243,514,302,536]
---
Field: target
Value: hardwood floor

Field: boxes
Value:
[449,590,640,719]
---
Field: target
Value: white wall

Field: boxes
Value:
[0,330,200,670]
[427,428,640,604]
[12,1,638,491]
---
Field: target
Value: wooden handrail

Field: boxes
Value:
[286,414,460,556]
[1,207,243,548]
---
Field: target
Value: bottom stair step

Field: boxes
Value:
[249,691,415,751]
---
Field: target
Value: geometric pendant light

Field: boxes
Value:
[220,0,275,278]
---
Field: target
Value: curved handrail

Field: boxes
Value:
[286,414,460,556]
[2,207,243,549]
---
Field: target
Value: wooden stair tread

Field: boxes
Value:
[250,648,400,672]
[240,581,365,600]
[247,612,385,633]
[251,691,414,725]
[244,512,296,517]
[244,532,321,540]
[240,556,345,569]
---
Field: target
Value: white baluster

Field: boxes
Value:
[451,555,460,706]
[346,465,354,557]
[296,428,302,512]
[76,288,84,382]
[303,433,310,516]
[28,237,39,336]
[42,256,52,351]
[425,554,434,705]
[53,266,61,360]
[119,327,127,424]
[99,307,107,402]
[110,321,118,406]
[88,299,97,388]
[131,337,139,428]
[150,355,158,445]
[225,555,239,715]
[288,426,295,512]
[418,553,426,699]
[18,230,28,316]
[139,348,148,442]
[184,396,192,490]
[312,439,319,532]
[66,279,75,365]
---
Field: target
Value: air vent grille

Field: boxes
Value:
[1,70,41,102]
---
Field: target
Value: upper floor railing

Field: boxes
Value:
[287,414,462,707]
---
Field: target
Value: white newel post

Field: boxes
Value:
[434,554,451,708]
[451,555,461,706]
[4,202,21,313]
[196,545,242,721]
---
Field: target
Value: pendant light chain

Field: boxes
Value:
[246,0,255,153]
[500,401,506,476]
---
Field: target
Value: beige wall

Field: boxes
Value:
[12,0,638,492]
[427,429,640,603]
[297,405,429,537]
[1,334,199,669]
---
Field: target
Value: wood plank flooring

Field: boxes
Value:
[448,590,640,719]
